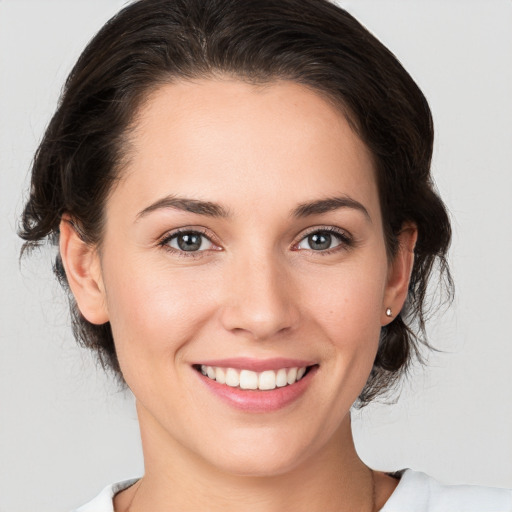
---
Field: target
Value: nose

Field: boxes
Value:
[219,251,300,341]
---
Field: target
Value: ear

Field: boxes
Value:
[381,223,418,325]
[59,216,109,325]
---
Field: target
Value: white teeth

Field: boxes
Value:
[239,370,258,390]
[259,370,276,390]
[225,367,240,387]
[199,365,310,390]
[287,367,297,385]
[215,367,226,384]
[276,368,288,387]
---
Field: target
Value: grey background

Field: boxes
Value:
[1,1,511,510]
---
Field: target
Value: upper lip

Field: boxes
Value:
[193,357,316,372]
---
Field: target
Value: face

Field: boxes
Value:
[68,79,411,476]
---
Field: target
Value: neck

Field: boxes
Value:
[118,402,378,512]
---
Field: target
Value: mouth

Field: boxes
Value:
[192,361,319,412]
[193,364,313,391]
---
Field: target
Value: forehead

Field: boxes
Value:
[116,78,378,219]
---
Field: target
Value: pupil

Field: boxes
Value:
[309,232,331,250]
[178,233,202,251]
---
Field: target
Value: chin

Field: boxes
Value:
[193,422,333,478]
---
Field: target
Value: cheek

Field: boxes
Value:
[298,254,388,394]
[302,261,387,339]
[101,257,218,378]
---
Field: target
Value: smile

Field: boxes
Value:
[193,358,318,412]
[199,365,308,391]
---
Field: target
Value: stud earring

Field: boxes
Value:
[385,307,393,317]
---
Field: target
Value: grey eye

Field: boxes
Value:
[297,231,342,251]
[168,232,213,252]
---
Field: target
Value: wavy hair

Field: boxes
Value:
[19,0,452,405]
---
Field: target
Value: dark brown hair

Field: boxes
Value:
[19,0,452,405]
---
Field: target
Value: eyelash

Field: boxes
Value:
[158,228,219,258]
[292,226,354,255]
[157,226,354,258]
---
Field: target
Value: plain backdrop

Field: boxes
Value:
[1,1,511,511]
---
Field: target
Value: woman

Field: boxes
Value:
[18,0,512,510]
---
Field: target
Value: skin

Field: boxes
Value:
[60,79,417,511]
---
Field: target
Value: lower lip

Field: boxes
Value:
[196,366,318,413]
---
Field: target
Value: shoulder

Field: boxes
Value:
[72,479,139,512]
[381,470,512,512]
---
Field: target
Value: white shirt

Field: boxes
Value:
[73,470,512,511]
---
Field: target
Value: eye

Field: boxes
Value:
[295,228,350,252]
[163,230,215,252]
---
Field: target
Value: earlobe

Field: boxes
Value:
[59,216,109,325]
[382,223,418,325]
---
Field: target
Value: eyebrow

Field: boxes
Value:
[292,196,371,221]
[136,195,230,220]
[136,194,370,222]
